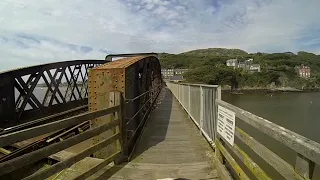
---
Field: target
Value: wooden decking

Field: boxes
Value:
[51,88,219,179]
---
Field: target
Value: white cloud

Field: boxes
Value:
[0,0,320,71]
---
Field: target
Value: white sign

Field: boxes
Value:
[217,105,236,146]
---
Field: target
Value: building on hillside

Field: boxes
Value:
[245,59,253,65]
[238,62,246,69]
[248,64,261,73]
[169,75,184,82]
[226,59,238,68]
[161,69,188,79]
[227,58,261,73]
[295,64,311,78]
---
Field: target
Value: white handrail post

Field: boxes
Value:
[200,86,204,135]
[188,85,191,113]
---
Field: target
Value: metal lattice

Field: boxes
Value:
[0,60,108,128]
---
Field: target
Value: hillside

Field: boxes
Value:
[181,48,248,57]
[159,49,320,91]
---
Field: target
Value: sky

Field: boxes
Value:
[0,0,320,71]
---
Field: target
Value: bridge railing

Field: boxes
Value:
[167,82,320,180]
[166,82,220,146]
[0,91,124,180]
[0,60,107,128]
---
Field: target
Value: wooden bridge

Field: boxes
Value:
[0,54,320,180]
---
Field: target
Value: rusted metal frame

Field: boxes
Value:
[14,79,38,110]
[73,151,121,180]
[23,133,121,180]
[48,67,67,106]
[78,64,88,98]
[16,73,41,110]
[0,60,106,78]
[74,64,85,99]
[105,53,158,61]
[42,69,58,106]
[67,65,83,101]
[83,64,91,97]
[45,69,66,105]
[63,66,77,101]
[0,105,120,148]
[16,72,43,120]
[40,73,62,105]
[0,105,88,135]
[0,119,120,176]
[66,65,81,101]
[15,74,37,109]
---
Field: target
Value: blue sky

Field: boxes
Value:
[0,0,320,71]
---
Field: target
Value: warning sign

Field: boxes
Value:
[217,105,236,146]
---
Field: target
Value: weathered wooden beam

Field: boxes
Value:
[217,99,320,165]
[295,153,315,179]
[23,133,121,180]
[0,105,120,148]
[0,119,120,176]
[216,140,250,180]
[221,137,271,180]
[235,127,304,180]
[212,149,232,180]
[73,151,121,180]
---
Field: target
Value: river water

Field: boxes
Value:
[222,92,320,179]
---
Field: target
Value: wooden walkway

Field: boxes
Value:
[51,88,219,179]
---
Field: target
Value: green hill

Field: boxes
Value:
[181,48,248,57]
[159,48,320,90]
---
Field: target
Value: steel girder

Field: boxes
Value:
[88,55,163,158]
[0,60,108,128]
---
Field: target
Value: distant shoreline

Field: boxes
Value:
[222,87,320,93]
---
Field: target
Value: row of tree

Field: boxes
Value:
[159,50,320,90]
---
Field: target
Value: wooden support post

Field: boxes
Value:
[295,153,315,179]
[115,93,128,164]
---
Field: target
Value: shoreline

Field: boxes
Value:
[222,87,320,93]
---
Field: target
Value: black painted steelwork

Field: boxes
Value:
[0,60,108,128]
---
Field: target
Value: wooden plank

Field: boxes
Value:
[295,153,315,179]
[221,138,271,180]
[73,151,121,180]
[212,152,232,180]
[216,140,250,180]
[236,127,304,180]
[23,133,121,180]
[0,105,120,148]
[0,119,120,176]
[217,99,320,165]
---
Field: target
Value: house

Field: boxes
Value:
[169,75,184,82]
[295,64,311,78]
[226,59,238,67]
[161,69,188,79]
[227,58,261,73]
[248,64,261,73]
[237,62,246,69]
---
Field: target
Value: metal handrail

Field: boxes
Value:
[126,96,154,124]
[124,84,162,103]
